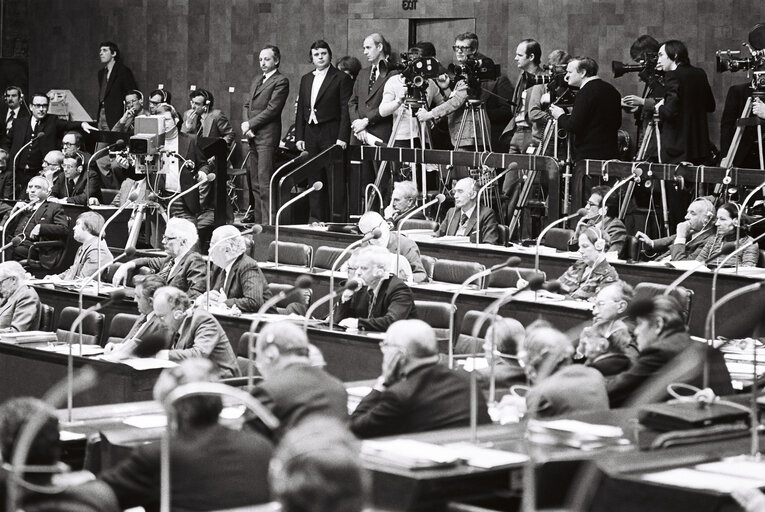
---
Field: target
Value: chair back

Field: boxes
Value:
[312,246,348,272]
[432,259,485,285]
[497,224,510,246]
[414,300,452,345]
[634,282,694,324]
[39,304,54,332]
[56,306,105,346]
[542,227,574,251]
[454,309,491,354]
[488,268,546,289]
[236,332,261,378]
[267,241,313,267]
[105,313,141,346]
[421,255,436,281]
[399,218,439,231]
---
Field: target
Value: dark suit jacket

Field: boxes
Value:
[720,82,759,167]
[557,78,622,161]
[349,64,396,142]
[586,353,631,377]
[476,358,526,393]
[250,362,348,441]
[295,65,353,144]
[100,423,272,512]
[651,226,714,261]
[210,253,272,312]
[350,360,491,438]
[0,284,40,332]
[50,167,103,205]
[6,200,69,269]
[656,64,715,164]
[97,61,139,129]
[243,71,290,147]
[132,250,207,299]
[526,365,609,418]
[3,114,82,173]
[335,275,417,332]
[606,328,733,408]
[181,108,235,147]
[438,205,500,245]
[168,308,240,378]
[0,105,29,146]
[480,71,514,148]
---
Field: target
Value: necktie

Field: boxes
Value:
[6,111,14,134]
[367,288,376,318]
[368,66,377,94]
[460,213,469,226]
[31,119,37,135]
[158,259,173,281]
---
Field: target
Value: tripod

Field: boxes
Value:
[719,95,765,174]
[453,98,505,223]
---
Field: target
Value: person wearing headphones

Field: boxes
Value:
[1,85,29,146]
[112,89,145,133]
[635,196,716,261]
[555,226,619,301]
[695,201,759,267]
[181,88,235,148]
[147,88,172,115]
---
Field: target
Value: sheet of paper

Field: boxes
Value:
[346,386,374,398]
[641,467,765,492]
[530,419,624,438]
[116,358,178,370]
[362,439,461,465]
[695,458,765,479]
[445,442,529,468]
[59,430,87,441]
[122,414,167,429]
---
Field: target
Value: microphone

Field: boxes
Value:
[0,236,23,252]
[447,256,522,369]
[303,278,362,333]
[597,169,642,230]
[96,191,140,293]
[166,173,216,218]
[327,228,382,330]
[535,210,584,273]
[475,163,518,246]
[246,275,313,389]
[78,246,135,316]
[274,181,323,267]
[205,226,262,310]
[663,242,736,296]
[11,132,45,201]
[396,193,445,276]
[87,139,126,205]
[1,204,37,263]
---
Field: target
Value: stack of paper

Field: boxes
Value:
[0,331,58,344]
[642,457,765,492]
[361,439,461,469]
[526,419,630,451]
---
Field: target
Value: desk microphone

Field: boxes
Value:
[304,278,361,333]
[1,203,36,262]
[662,242,736,296]
[396,194,445,276]
[0,236,23,252]
[97,189,141,292]
[11,131,44,201]
[535,208,586,274]
[204,225,263,310]
[475,163,517,246]
[597,168,642,230]
[447,256,521,369]
[81,246,136,318]
[328,228,381,330]
[246,275,313,390]
[274,182,323,267]
[167,172,216,218]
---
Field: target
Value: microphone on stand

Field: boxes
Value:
[66,290,127,422]
[96,189,141,294]
[0,236,23,252]
[597,168,642,230]
[447,256,522,369]
[1,203,35,263]
[246,275,313,390]
[475,163,518,247]
[87,139,126,205]
[204,225,263,310]
[396,194,445,276]
[166,173,216,218]
[274,182,323,267]
[11,131,45,201]
[735,180,765,274]
[328,228,381,330]
[304,278,361,333]
[535,208,586,273]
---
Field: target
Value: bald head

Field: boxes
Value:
[256,321,311,377]
[358,211,390,245]
[522,326,574,382]
[453,177,478,210]
[385,319,437,358]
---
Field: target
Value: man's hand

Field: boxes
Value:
[675,220,692,240]
[654,99,665,111]
[296,140,306,151]
[355,130,369,145]
[47,197,65,204]
[351,118,369,133]
[197,171,207,182]
[29,225,40,239]
[416,109,434,122]
[111,262,134,286]
[635,231,654,247]
[81,122,97,134]
[622,95,645,108]
[240,121,250,133]
[548,104,564,119]
[88,197,100,206]
[114,155,130,169]
[753,98,765,120]
[335,139,347,150]
[435,73,451,90]
[338,318,359,330]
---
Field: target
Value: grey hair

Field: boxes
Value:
[166,217,199,248]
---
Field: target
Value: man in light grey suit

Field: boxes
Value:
[241,45,290,224]
[181,88,235,148]
[0,261,41,332]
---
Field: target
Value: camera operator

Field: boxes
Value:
[721,67,765,169]
[621,35,664,160]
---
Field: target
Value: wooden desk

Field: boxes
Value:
[255,225,765,337]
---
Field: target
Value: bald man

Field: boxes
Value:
[437,177,500,244]
[358,210,427,282]
[636,196,716,261]
[350,319,490,438]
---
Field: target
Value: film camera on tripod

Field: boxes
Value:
[448,56,501,99]
[390,53,442,106]
[536,63,577,109]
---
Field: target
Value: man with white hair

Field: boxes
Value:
[112,218,206,299]
[151,286,239,378]
[383,180,420,225]
[0,260,41,332]
[335,245,417,332]
[351,319,490,438]
[357,210,427,282]
[522,326,608,418]
[249,321,348,441]
[49,211,113,281]
[636,196,716,261]
[437,177,500,245]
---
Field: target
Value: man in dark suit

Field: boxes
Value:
[437,177,500,244]
[96,41,138,131]
[295,40,353,222]
[112,217,206,299]
[100,359,272,511]
[152,287,240,378]
[549,56,622,162]
[0,85,29,146]
[5,176,69,270]
[335,245,417,332]
[242,45,290,224]
[249,321,348,441]
[49,155,102,205]
[348,33,396,214]
[351,319,491,438]
[636,196,716,261]
[104,275,167,359]
[2,93,95,196]
[720,82,761,168]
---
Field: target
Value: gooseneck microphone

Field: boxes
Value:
[97,189,141,293]
[597,167,642,230]
[0,236,23,252]
[475,163,518,247]
[662,242,736,296]
[535,208,586,273]
[396,193,445,276]
[87,139,126,206]
[305,278,361,333]
[11,131,45,201]
[167,172,216,218]
[274,181,323,267]
[1,202,36,263]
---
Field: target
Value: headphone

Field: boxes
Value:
[128,89,144,103]
[190,88,212,111]
[585,226,607,252]
[150,88,169,103]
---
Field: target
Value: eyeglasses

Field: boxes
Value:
[587,200,600,207]
[31,104,49,109]
[42,161,57,166]
[62,142,76,147]
[162,235,180,242]
[452,45,474,53]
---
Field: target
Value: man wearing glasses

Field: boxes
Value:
[437,176,500,244]
[2,93,95,197]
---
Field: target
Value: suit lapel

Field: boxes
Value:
[315,67,337,104]
[104,64,118,98]
[463,208,479,236]
[368,67,387,99]
[168,252,187,281]
[202,114,213,137]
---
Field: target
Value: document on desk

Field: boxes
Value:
[115,358,178,370]
[0,331,58,344]
[444,442,528,469]
[641,467,765,493]
[361,439,461,469]
[122,414,167,429]
[44,344,104,356]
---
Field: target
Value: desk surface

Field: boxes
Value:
[256,225,765,338]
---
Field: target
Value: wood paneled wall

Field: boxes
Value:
[9,0,765,148]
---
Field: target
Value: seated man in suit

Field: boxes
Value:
[103,275,167,360]
[578,321,632,377]
[151,286,239,378]
[335,246,417,332]
[48,155,102,205]
[635,196,716,261]
[0,261,41,332]
[43,212,113,281]
[351,319,491,438]
[358,211,427,283]
[383,180,422,226]
[523,326,609,418]
[112,217,206,299]
[100,358,272,511]
[476,317,527,393]
[0,397,120,511]
[40,149,64,185]
[248,321,348,441]
[5,176,69,270]
[437,177,500,245]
